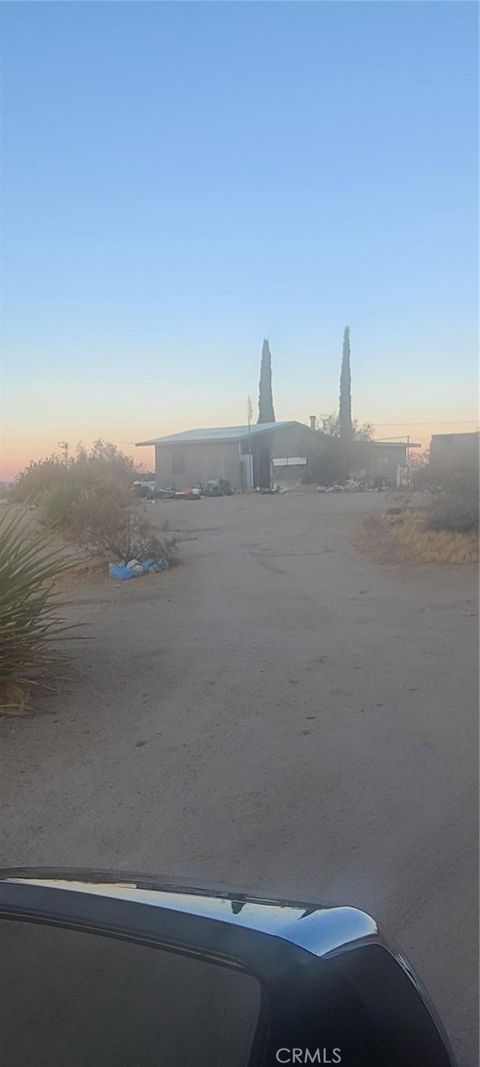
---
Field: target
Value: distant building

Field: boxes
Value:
[430,432,479,470]
[136,421,318,490]
[136,422,426,491]
[350,439,411,487]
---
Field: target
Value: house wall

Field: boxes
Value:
[269,426,317,488]
[349,441,407,485]
[430,433,479,470]
[154,423,318,491]
[271,424,318,457]
[155,441,242,490]
[242,424,318,487]
[368,444,406,484]
[239,425,317,459]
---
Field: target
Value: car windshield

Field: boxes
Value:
[0,3,478,1067]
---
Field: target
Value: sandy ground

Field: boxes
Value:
[1,491,478,1065]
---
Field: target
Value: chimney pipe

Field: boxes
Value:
[309,415,316,431]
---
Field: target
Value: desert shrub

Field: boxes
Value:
[15,440,136,504]
[14,455,69,503]
[103,515,177,567]
[73,495,177,564]
[319,414,374,440]
[425,489,479,534]
[421,457,479,534]
[412,465,434,491]
[410,451,431,490]
[0,509,75,710]
[110,516,178,566]
[43,482,177,565]
[41,476,133,534]
[14,441,177,567]
[414,455,479,493]
[40,481,93,531]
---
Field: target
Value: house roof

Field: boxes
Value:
[136,421,312,447]
[431,432,479,443]
[370,440,409,449]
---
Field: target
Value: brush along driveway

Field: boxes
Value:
[1,492,477,1065]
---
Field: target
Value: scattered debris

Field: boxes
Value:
[133,480,156,498]
[203,479,232,497]
[317,479,374,493]
[148,480,233,501]
[126,559,144,576]
[109,558,170,581]
[152,489,177,501]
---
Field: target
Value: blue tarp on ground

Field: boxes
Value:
[109,559,169,580]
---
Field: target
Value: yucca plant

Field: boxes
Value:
[0,508,77,713]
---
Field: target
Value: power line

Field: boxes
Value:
[372,420,479,427]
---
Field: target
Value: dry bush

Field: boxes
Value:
[15,440,177,569]
[425,489,479,535]
[382,510,478,564]
[14,440,136,504]
[47,483,177,565]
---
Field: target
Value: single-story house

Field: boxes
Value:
[136,421,319,490]
[430,432,479,470]
[352,440,411,487]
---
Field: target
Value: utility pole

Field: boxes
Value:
[247,396,253,489]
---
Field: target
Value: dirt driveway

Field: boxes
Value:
[1,491,477,1065]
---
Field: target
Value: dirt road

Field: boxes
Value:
[1,492,477,1064]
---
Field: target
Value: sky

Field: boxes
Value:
[1,1,478,478]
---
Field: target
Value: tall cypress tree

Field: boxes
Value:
[339,326,352,439]
[257,339,276,424]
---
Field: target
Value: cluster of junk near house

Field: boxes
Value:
[134,335,476,499]
[134,419,410,499]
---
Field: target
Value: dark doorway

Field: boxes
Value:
[256,445,271,489]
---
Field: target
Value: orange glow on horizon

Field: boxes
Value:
[2,417,479,482]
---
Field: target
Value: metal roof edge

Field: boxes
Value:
[135,420,318,447]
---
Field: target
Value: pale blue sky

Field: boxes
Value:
[1,1,478,474]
